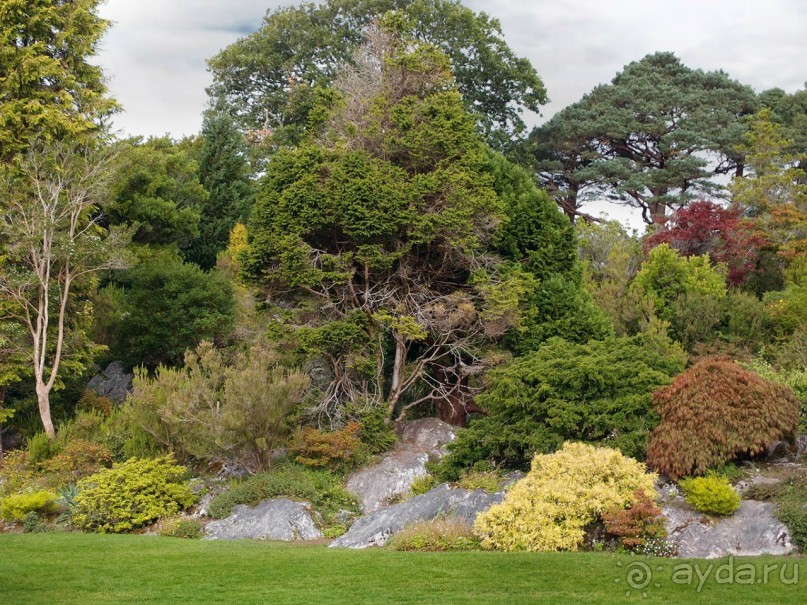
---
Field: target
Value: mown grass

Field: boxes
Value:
[0,533,802,604]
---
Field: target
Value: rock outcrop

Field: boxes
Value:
[346,418,456,513]
[330,483,501,549]
[204,498,323,541]
[664,498,794,558]
[87,361,133,403]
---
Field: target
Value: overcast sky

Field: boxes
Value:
[95,0,807,227]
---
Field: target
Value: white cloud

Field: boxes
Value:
[96,0,807,138]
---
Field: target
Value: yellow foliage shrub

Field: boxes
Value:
[474,442,657,551]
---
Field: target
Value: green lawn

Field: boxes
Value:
[0,533,802,604]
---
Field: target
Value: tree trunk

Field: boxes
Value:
[648,200,667,226]
[35,383,55,439]
[432,365,487,428]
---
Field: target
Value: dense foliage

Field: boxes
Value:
[644,201,765,286]
[110,252,235,368]
[126,342,309,472]
[647,357,800,479]
[474,443,657,551]
[207,0,546,148]
[0,0,118,160]
[72,456,195,533]
[528,52,757,224]
[436,334,686,475]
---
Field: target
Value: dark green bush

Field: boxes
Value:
[112,251,235,369]
[436,334,686,476]
[776,483,807,551]
[347,404,397,455]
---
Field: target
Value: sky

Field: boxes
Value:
[95,0,807,226]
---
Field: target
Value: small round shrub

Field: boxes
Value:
[288,422,366,470]
[602,490,667,551]
[158,517,202,539]
[474,442,657,552]
[41,440,113,486]
[0,491,59,522]
[389,518,481,551]
[647,357,800,480]
[409,474,438,497]
[22,511,51,534]
[679,475,740,516]
[72,455,195,533]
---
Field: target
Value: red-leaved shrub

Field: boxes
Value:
[644,201,766,286]
[602,490,667,550]
[646,357,799,479]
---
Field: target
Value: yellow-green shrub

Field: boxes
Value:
[0,491,59,522]
[73,456,196,533]
[679,475,740,516]
[474,442,657,551]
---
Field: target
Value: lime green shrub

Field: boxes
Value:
[73,456,195,533]
[389,518,481,551]
[474,442,657,552]
[679,475,740,516]
[408,474,439,497]
[0,491,59,522]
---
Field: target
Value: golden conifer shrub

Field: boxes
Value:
[474,442,657,551]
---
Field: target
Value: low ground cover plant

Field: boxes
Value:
[389,518,481,551]
[206,460,358,530]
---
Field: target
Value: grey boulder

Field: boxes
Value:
[204,498,323,541]
[664,498,794,558]
[346,417,456,514]
[87,361,133,403]
[330,483,501,549]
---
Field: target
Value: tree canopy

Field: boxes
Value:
[528,52,757,224]
[207,0,545,150]
[0,0,117,162]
